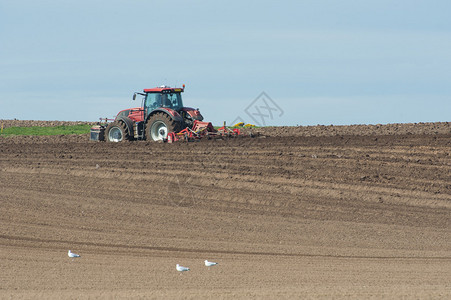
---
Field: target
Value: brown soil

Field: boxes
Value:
[1,121,450,299]
[0,119,98,129]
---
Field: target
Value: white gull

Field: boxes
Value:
[68,250,81,258]
[204,260,218,267]
[176,264,190,272]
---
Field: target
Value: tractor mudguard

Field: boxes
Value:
[149,108,183,123]
[180,107,204,121]
[114,116,135,138]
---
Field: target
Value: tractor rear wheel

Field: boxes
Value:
[105,121,131,142]
[145,113,181,141]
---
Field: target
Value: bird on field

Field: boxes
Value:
[68,250,81,258]
[204,260,218,267]
[176,264,190,272]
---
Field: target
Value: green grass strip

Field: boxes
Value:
[0,124,92,136]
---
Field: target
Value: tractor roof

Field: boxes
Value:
[143,86,184,93]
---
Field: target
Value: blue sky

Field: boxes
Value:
[1,0,450,126]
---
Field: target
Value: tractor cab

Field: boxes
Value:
[143,87,184,115]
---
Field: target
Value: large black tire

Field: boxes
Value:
[105,121,131,142]
[145,113,182,141]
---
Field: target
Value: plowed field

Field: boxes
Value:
[1,122,450,299]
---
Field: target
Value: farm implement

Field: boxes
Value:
[166,121,242,143]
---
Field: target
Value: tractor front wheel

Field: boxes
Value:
[105,121,131,142]
[146,113,181,141]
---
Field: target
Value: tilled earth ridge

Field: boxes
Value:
[258,121,451,137]
[0,126,450,299]
[0,119,97,129]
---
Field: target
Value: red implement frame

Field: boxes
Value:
[167,120,241,143]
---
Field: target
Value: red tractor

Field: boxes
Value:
[104,85,206,142]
